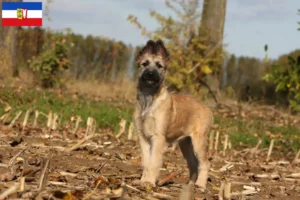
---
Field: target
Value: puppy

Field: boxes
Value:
[133,39,213,191]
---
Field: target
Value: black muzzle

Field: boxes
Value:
[140,69,161,86]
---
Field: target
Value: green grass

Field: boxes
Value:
[0,86,299,152]
[216,115,300,152]
[0,87,134,133]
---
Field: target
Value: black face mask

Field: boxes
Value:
[139,69,161,86]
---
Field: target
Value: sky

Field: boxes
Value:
[25,0,300,59]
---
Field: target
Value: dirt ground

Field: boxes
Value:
[0,124,300,200]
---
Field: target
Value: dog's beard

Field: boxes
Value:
[137,76,163,112]
[137,92,155,112]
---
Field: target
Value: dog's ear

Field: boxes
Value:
[155,40,170,62]
[135,40,156,63]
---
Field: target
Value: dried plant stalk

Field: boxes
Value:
[47,111,53,128]
[22,109,31,128]
[231,181,261,186]
[266,139,275,162]
[267,161,289,166]
[292,149,300,165]
[0,183,20,199]
[85,117,96,137]
[127,122,134,140]
[0,112,11,123]
[122,182,141,193]
[219,163,234,172]
[250,139,262,157]
[33,110,39,127]
[224,182,231,199]
[286,173,300,178]
[214,131,220,152]
[20,177,25,192]
[218,181,225,200]
[151,192,173,200]
[73,115,83,134]
[228,140,232,150]
[231,190,258,196]
[209,130,215,151]
[91,117,96,133]
[243,185,255,190]
[0,99,11,112]
[253,173,280,179]
[9,111,22,128]
[38,158,50,191]
[67,135,94,152]
[86,117,92,134]
[51,113,59,130]
[223,134,229,156]
[116,118,126,138]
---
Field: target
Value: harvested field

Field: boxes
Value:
[0,102,299,200]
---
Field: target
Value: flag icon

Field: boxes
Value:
[2,2,42,26]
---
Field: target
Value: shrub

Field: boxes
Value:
[263,56,300,111]
[29,32,72,88]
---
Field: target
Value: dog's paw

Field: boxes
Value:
[131,179,142,186]
[140,176,156,186]
[195,185,207,193]
[132,179,156,191]
[195,184,207,193]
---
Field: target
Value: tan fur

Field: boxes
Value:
[134,40,213,191]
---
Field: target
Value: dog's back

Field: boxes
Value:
[165,94,213,142]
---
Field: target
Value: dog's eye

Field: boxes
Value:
[142,60,149,67]
[156,62,163,69]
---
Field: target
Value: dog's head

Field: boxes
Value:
[135,40,170,89]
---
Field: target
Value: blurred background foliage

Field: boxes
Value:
[0,0,300,111]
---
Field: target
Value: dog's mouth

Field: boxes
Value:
[141,77,160,86]
[145,80,155,85]
[140,70,161,86]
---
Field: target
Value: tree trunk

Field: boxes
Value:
[199,0,227,98]
[0,0,22,77]
[200,0,227,47]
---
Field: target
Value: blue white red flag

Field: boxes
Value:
[2,2,42,26]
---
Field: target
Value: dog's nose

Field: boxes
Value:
[146,70,154,78]
[148,71,153,75]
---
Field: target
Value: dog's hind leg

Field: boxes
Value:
[190,127,210,191]
[178,136,199,183]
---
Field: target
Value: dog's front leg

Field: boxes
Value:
[145,136,166,185]
[139,135,151,182]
